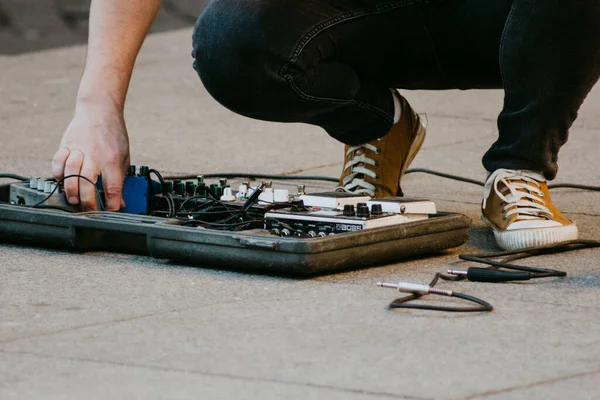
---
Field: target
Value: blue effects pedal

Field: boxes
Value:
[9,165,161,215]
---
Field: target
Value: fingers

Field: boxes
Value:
[59,150,123,211]
[100,165,125,212]
[63,150,84,206]
[79,160,99,211]
[52,148,70,180]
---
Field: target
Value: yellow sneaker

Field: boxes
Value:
[338,92,426,198]
[482,169,578,250]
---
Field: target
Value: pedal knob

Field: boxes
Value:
[317,232,327,238]
[30,177,38,189]
[209,183,219,197]
[370,204,383,215]
[220,187,236,202]
[219,178,228,187]
[185,181,196,195]
[237,183,248,199]
[138,166,149,177]
[164,181,174,193]
[307,231,317,238]
[357,204,370,218]
[174,182,185,195]
[44,181,53,193]
[127,165,136,177]
[343,204,355,216]
[297,184,306,196]
[281,228,291,236]
[37,179,46,191]
[196,183,208,197]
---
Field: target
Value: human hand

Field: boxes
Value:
[52,103,130,211]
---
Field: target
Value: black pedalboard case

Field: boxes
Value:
[0,184,471,275]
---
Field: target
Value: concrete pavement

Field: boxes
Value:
[1,28,600,400]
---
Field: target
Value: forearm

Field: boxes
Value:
[76,0,163,112]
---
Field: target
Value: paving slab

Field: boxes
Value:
[2,277,600,400]
[0,351,401,400]
[473,370,600,400]
[0,244,310,342]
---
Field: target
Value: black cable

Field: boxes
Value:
[164,173,339,183]
[458,255,566,278]
[405,169,600,191]
[178,195,234,214]
[152,193,175,218]
[447,240,600,283]
[386,273,493,313]
[548,183,600,191]
[390,293,493,313]
[173,193,264,227]
[405,168,485,186]
[241,183,265,212]
[462,239,600,261]
[148,168,166,194]
[163,169,600,191]
[4,168,600,190]
[31,174,105,211]
[0,173,28,181]
[167,192,175,218]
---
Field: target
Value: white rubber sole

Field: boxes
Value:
[483,217,579,251]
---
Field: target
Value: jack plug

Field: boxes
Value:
[242,183,266,211]
[377,282,453,296]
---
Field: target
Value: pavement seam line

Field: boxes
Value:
[0,349,431,400]
[0,297,284,345]
[424,112,595,131]
[0,283,358,345]
[452,367,600,400]
[280,162,341,175]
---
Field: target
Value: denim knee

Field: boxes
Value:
[191,0,290,116]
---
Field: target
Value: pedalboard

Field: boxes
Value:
[7,167,437,237]
[0,167,472,275]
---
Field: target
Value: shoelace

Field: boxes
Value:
[486,170,552,221]
[337,143,380,197]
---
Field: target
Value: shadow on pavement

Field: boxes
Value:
[0,0,208,55]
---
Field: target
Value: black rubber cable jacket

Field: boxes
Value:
[164,169,600,190]
[389,292,493,312]
[0,174,29,181]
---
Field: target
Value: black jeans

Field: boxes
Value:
[192,0,600,180]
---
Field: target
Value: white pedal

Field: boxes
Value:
[366,197,437,214]
[299,192,371,210]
